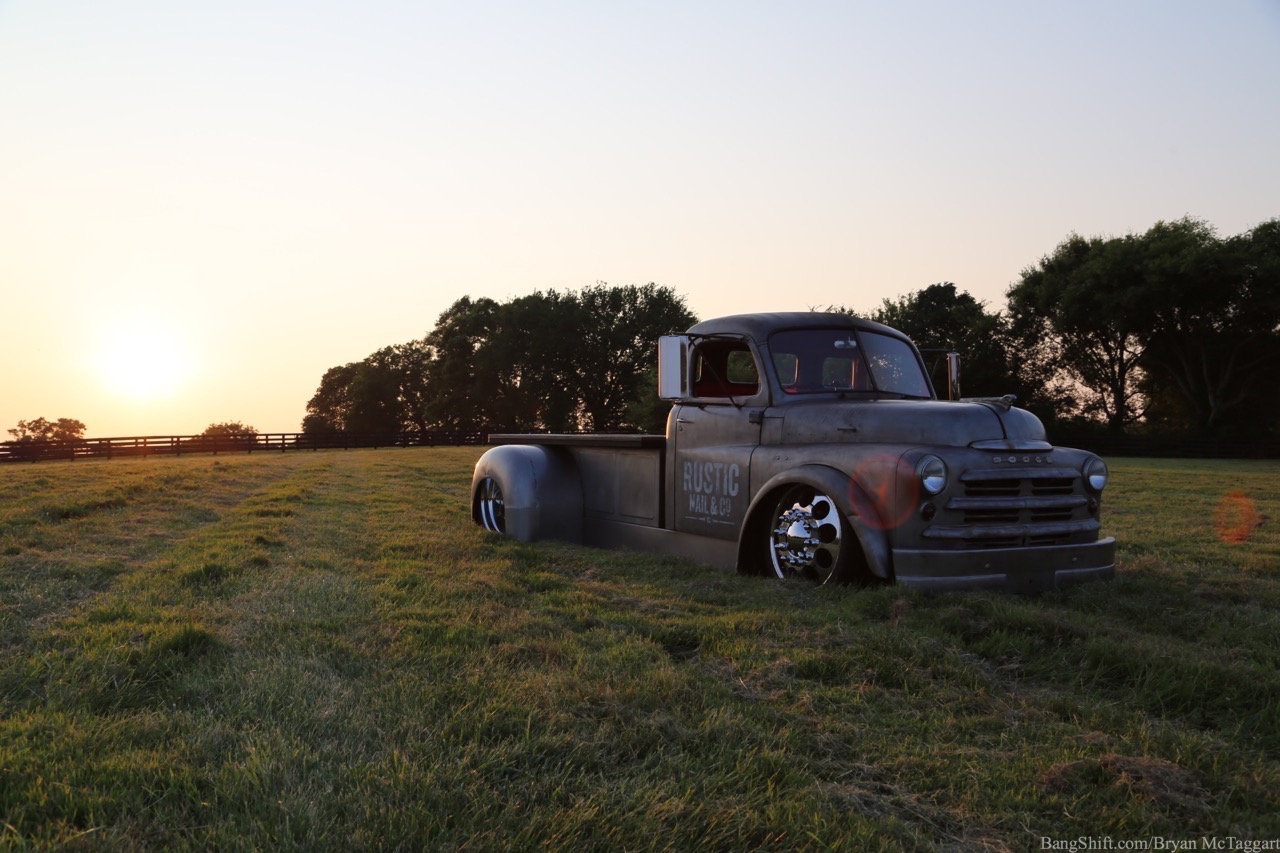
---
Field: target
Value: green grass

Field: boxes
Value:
[1,450,1277,849]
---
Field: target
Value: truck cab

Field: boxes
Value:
[473,312,1114,593]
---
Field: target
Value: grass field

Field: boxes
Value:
[1,449,1277,850]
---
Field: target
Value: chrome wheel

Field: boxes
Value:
[768,486,844,582]
[477,477,505,532]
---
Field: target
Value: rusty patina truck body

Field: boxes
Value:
[472,312,1114,592]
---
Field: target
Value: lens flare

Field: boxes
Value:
[1213,491,1259,544]
[847,453,919,531]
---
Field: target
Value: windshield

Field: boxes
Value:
[769,328,932,398]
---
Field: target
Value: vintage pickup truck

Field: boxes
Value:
[471,312,1115,592]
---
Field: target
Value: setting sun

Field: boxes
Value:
[91,313,197,401]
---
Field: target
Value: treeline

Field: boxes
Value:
[870,217,1280,440]
[303,217,1280,442]
[6,417,87,444]
[302,283,696,437]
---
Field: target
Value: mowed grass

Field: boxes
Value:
[1,450,1277,849]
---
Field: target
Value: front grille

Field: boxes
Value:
[964,479,1021,498]
[965,507,1020,524]
[962,505,1077,525]
[1031,478,1074,496]
[961,467,1082,497]
[924,466,1098,549]
[1032,505,1075,523]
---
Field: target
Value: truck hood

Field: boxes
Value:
[777,398,1047,448]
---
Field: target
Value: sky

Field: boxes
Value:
[2,1,1278,437]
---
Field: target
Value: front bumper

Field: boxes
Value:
[892,537,1116,593]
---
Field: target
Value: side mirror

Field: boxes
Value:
[658,335,690,401]
[947,352,962,401]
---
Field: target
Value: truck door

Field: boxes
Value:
[671,338,763,540]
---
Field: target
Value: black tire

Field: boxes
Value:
[765,484,866,584]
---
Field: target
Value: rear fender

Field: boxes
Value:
[472,444,583,543]
[738,464,892,580]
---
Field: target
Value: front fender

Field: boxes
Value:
[737,464,892,580]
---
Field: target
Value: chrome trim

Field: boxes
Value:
[970,439,1054,452]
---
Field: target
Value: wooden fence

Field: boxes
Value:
[4,429,1277,464]
[0,431,490,463]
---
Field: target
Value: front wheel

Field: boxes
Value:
[766,485,862,584]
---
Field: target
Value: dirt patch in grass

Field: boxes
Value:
[1037,753,1213,818]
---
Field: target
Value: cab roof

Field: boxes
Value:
[686,312,905,344]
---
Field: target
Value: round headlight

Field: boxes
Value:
[1083,457,1108,493]
[917,455,948,495]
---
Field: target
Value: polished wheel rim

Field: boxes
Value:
[478,477,505,532]
[769,487,842,582]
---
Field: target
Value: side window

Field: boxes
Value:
[726,350,758,384]
[693,341,759,397]
[773,352,798,386]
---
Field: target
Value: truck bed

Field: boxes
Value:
[489,433,668,532]
[489,434,667,449]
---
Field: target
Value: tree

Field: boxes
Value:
[494,289,586,431]
[7,417,87,444]
[416,284,695,434]
[302,363,361,434]
[301,342,434,435]
[1135,217,1280,436]
[623,367,670,434]
[1007,217,1280,438]
[420,296,507,433]
[303,283,696,438]
[1006,234,1149,432]
[200,421,259,450]
[344,346,418,434]
[385,341,432,435]
[869,283,1020,401]
[202,421,259,439]
[574,283,696,431]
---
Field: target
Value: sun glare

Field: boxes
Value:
[91,314,196,401]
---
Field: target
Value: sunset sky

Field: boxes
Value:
[2,1,1278,438]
